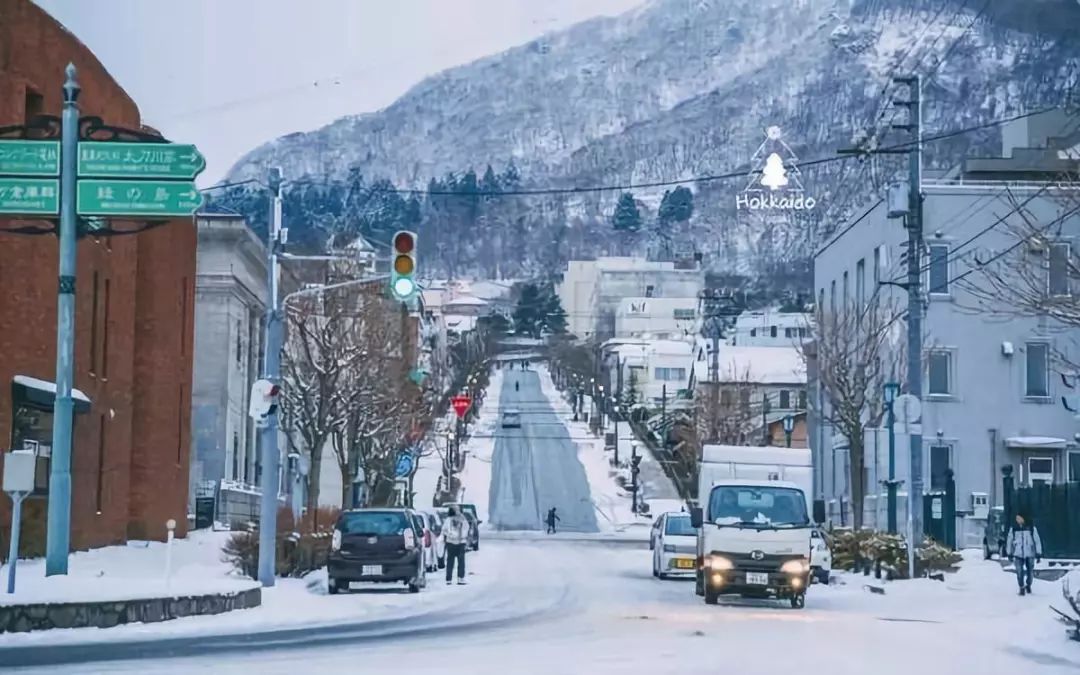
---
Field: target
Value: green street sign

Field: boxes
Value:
[0,140,60,176]
[0,177,60,215]
[77,179,203,217]
[78,141,206,179]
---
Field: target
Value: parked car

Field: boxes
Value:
[810,527,832,584]
[328,508,427,594]
[422,510,446,569]
[501,408,522,428]
[411,511,438,573]
[441,502,481,551]
[983,506,1007,560]
[652,511,697,579]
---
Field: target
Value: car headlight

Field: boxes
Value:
[707,555,733,571]
[331,529,342,552]
[781,558,810,574]
[663,544,676,553]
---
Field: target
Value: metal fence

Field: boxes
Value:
[1002,465,1080,559]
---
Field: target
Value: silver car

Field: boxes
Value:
[501,409,521,428]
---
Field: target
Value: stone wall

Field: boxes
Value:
[0,587,260,633]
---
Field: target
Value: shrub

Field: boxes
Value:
[222,505,338,580]
[829,529,963,579]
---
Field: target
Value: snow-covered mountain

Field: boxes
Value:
[224,0,1080,285]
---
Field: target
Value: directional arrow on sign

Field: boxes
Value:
[76,179,204,217]
[78,141,206,180]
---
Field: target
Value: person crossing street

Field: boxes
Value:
[546,507,560,534]
[443,506,470,585]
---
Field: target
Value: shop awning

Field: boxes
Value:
[12,375,92,414]
[1004,436,1067,450]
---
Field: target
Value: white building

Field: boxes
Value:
[729,309,811,347]
[556,257,703,340]
[615,296,699,339]
[602,338,695,408]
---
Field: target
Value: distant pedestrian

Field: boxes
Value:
[546,507,560,534]
[443,506,470,585]
[1005,513,1042,596]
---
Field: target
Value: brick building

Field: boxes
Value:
[0,0,195,556]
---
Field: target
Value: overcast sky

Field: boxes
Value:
[34,0,643,185]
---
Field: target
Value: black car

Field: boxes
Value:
[328,508,428,594]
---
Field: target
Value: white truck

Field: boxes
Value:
[690,444,816,608]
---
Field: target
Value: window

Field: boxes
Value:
[236,319,243,366]
[101,279,111,378]
[1028,457,1054,486]
[673,308,695,320]
[1069,451,1080,483]
[96,414,106,513]
[720,389,734,407]
[1049,243,1070,297]
[856,258,866,308]
[928,244,950,295]
[739,388,751,410]
[750,328,757,337]
[24,88,43,126]
[645,285,654,298]
[231,432,240,481]
[929,445,951,491]
[654,367,686,382]
[927,350,951,396]
[784,327,793,338]
[770,325,778,338]
[1025,342,1050,398]
[799,327,808,338]
[89,272,100,375]
[873,246,881,286]
[779,389,791,409]
[798,389,807,409]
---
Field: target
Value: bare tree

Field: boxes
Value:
[695,366,769,447]
[800,296,905,529]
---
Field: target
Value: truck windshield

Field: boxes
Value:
[707,486,808,528]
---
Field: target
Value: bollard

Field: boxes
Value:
[164,518,176,590]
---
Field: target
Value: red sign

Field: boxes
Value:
[450,395,472,419]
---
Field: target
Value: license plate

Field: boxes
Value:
[674,558,695,569]
[746,572,768,585]
[362,565,382,576]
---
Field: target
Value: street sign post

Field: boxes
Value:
[450,395,472,419]
[0,177,60,215]
[76,179,203,217]
[78,141,205,179]
[0,140,60,176]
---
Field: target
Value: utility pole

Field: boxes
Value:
[884,381,900,534]
[614,357,623,466]
[761,392,771,446]
[701,289,723,443]
[257,167,284,588]
[894,74,925,551]
[660,384,667,449]
[45,64,80,576]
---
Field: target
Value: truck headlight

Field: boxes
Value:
[781,559,810,575]
[707,555,733,571]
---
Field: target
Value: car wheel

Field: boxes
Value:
[328,577,341,595]
[704,586,719,605]
[652,552,659,578]
[790,593,806,609]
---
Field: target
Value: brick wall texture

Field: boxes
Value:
[0,0,195,556]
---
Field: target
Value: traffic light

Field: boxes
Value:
[391,230,418,300]
[249,379,281,425]
[630,453,642,475]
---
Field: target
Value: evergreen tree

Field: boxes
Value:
[512,283,543,338]
[621,368,640,409]
[542,285,568,335]
[611,192,642,232]
[658,186,694,225]
[481,164,500,193]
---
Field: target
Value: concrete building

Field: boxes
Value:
[614,297,699,339]
[729,309,811,347]
[189,208,268,524]
[556,257,703,341]
[601,338,695,409]
[0,0,195,554]
[811,108,1080,531]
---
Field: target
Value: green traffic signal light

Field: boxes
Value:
[390,230,417,300]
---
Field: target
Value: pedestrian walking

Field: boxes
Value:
[443,506,470,585]
[1005,513,1042,596]
[546,507,560,534]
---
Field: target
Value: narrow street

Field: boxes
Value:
[488,369,599,532]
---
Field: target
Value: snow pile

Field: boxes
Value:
[536,365,681,536]
[0,530,256,607]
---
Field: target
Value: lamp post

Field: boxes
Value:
[884,381,900,534]
[783,414,794,448]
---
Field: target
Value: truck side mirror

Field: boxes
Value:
[690,507,703,528]
[812,499,826,525]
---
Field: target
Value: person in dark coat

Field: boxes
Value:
[546,507,561,534]
[1005,513,1043,595]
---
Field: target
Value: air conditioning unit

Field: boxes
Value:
[1001,341,1014,357]
[971,492,989,519]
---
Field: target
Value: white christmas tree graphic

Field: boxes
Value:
[760,153,788,190]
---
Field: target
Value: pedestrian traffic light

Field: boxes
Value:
[631,454,642,474]
[391,230,418,301]
[249,379,280,424]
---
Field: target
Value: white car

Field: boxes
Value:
[810,527,832,584]
[651,511,697,579]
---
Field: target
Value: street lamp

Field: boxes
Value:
[883,381,901,534]
[783,414,794,448]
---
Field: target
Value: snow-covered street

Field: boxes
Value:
[7,537,1077,674]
